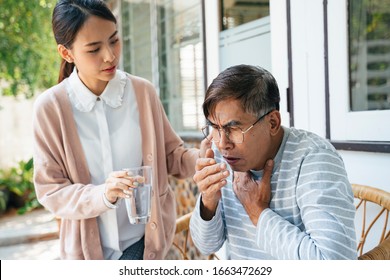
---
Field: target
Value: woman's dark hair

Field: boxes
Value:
[203,64,280,120]
[52,0,117,83]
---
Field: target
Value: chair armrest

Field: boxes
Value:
[175,212,192,234]
[358,237,390,260]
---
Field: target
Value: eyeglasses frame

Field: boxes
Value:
[201,110,273,144]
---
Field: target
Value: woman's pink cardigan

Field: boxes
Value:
[32,74,199,259]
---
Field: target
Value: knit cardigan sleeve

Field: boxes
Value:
[32,85,108,220]
[127,74,199,179]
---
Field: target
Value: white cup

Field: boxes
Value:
[122,166,153,224]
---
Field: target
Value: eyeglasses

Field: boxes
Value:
[201,110,273,144]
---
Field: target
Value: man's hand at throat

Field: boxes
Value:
[233,159,274,226]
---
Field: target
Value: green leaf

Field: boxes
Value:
[0,0,59,98]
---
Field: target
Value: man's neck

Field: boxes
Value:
[269,127,285,160]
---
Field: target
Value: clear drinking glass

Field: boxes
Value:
[122,166,153,224]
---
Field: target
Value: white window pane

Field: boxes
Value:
[349,0,390,111]
[328,0,390,141]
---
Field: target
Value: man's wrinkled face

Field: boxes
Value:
[207,99,274,172]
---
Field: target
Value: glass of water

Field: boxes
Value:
[122,166,153,224]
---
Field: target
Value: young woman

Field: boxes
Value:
[33,0,208,260]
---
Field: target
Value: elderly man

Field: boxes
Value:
[190,64,357,260]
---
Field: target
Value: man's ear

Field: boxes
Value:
[57,44,74,63]
[269,110,281,136]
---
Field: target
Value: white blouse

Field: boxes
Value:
[66,68,144,259]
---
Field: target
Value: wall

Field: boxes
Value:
[204,0,220,86]
[219,17,271,72]
[340,151,390,192]
[0,96,35,168]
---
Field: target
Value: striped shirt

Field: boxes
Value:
[190,127,357,260]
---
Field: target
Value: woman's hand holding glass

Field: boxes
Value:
[104,171,141,204]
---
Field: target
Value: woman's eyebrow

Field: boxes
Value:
[109,30,118,39]
[84,30,118,47]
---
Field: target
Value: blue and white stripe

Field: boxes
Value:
[190,127,357,260]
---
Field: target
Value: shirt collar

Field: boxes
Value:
[67,67,127,112]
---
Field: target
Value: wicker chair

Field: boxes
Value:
[172,212,193,260]
[172,212,217,260]
[352,184,390,260]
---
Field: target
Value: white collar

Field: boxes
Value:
[67,67,127,112]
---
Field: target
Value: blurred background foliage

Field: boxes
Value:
[0,158,40,215]
[0,0,59,98]
[0,0,58,214]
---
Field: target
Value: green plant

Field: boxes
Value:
[0,158,41,214]
[0,186,10,214]
[0,0,59,98]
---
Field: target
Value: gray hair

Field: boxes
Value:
[203,64,280,119]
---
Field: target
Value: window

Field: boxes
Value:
[327,0,390,145]
[157,0,205,131]
[121,1,153,83]
[220,0,269,31]
[119,0,205,133]
[349,0,390,111]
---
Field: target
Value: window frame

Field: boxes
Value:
[325,0,390,153]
